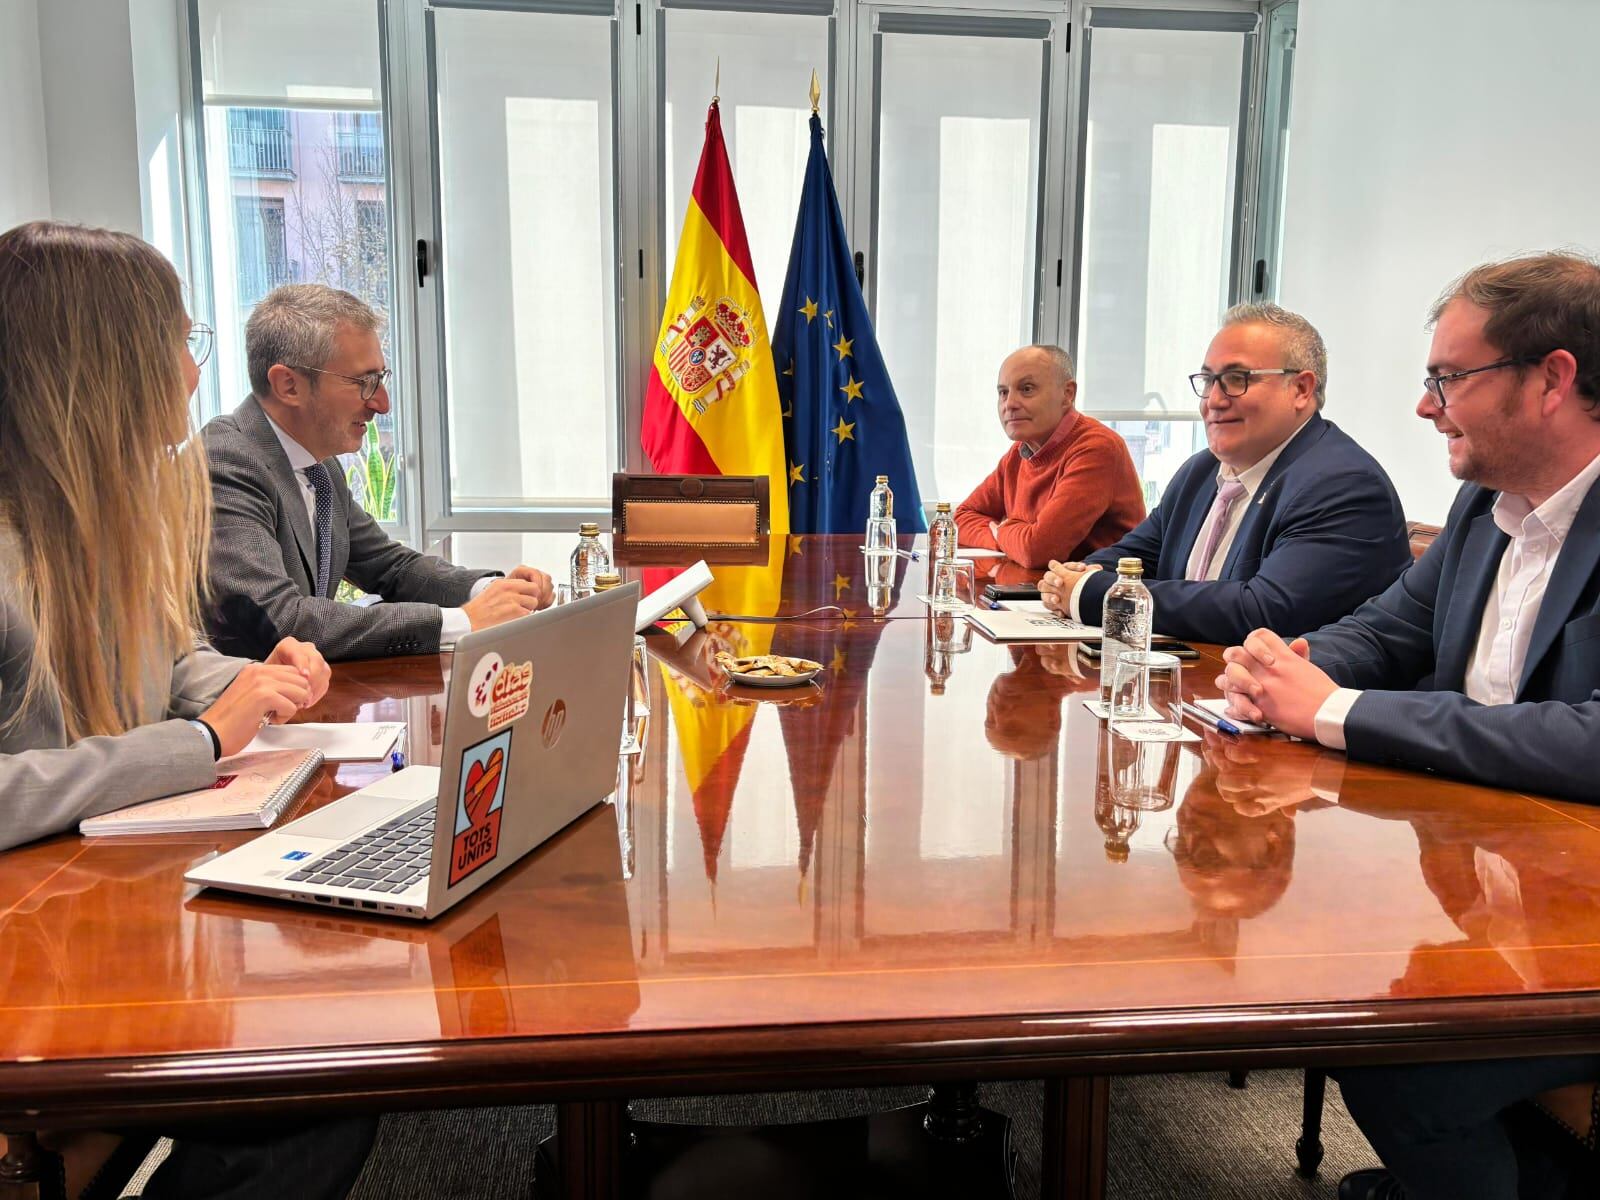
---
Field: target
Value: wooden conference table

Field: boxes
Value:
[4,534,1600,1199]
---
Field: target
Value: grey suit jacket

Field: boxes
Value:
[0,529,246,852]
[202,396,496,661]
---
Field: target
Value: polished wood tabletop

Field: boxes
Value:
[4,535,1600,1130]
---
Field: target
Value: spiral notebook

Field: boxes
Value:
[79,749,324,836]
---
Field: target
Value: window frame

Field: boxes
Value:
[181,0,417,542]
[178,0,1293,543]
[1065,3,1262,424]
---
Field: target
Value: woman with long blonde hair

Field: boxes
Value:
[0,220,331,849]
[0,222,382,1196]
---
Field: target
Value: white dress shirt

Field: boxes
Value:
[1313,449,1600,748]
[262,414,485,646]
[1066,417,1313,620]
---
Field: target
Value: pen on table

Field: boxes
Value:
[390,749,407,772]
[1182,699,1241,736]
[893,548,922,562]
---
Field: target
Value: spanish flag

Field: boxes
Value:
[642,100,789,537]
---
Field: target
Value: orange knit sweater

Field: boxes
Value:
[953,411,1145,568]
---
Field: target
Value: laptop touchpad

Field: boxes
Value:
[288,768,441,841]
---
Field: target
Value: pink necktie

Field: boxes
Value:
[1194,479,1248,579]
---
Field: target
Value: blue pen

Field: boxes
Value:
[390,749,407,772]
[1183,700,1240,736]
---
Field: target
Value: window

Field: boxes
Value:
[871,18,1052,512]
[192,0,403,526]
[427,5,620,513]
[661,6,831,309]
[232,196,289,307]
[1072,10,1255,499]
[226,108,292,177]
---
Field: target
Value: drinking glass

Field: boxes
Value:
[552,582,573,607]
[931,558,976,610]
[931,609,973,653]
[864,516,897,555]
[1107,650,1184,741]
[1108,732,1182,811]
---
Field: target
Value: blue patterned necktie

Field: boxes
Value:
[304,463,334,598]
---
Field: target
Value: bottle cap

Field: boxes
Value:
[935,502,952,512]
[1116,556,1144,575]
[579,522,600,536]
[875,475,889,484]
[593,572,622,591]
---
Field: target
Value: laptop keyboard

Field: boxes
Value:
[285,806,435,894]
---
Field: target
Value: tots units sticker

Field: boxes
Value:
[449,730,512,887]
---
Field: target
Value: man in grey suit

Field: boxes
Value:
[1216,252,1600,1200]
[203,285,553,661]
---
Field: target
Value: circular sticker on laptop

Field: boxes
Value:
[467,652,504,718]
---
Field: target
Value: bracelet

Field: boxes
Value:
[194,718,222,761]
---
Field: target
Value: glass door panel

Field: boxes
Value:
[870,18,1050,513]
[429,3,620,512]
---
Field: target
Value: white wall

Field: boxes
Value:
[0,0,52,229]
[34,0,144,232]
[129,0,189,276]
[1280,0,1600,523]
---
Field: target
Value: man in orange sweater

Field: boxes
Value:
[954,345,1145,568]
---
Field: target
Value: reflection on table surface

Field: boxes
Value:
[438,531,1046,620]
[6,537,1600,1067]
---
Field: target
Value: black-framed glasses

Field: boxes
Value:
[1188,367,1301,399]
[1422,353,1549,408]
[186,322,214,369]
[291,364,392,402]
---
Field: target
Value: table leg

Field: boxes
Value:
[0,1133,66,1200]
[551,1100,628,1200]
[1041,1077,1108,1200]
[923,1082,985,1144]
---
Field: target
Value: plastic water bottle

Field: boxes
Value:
[928,502,957,563]
[869,475,894,522]
[1099,557,1152,709]
[569,522,611,598]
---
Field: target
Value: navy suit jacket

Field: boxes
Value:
[1079,415,1411,644]
[1307,478,1600,804]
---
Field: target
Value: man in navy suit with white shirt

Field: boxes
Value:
[1039,304,1411,645]
[1218,252,1600,1200]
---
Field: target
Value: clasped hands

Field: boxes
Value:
[463,565,555,631]
[1038,559,1100,616]
[1215,629,1338,742]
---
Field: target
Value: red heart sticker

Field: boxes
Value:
[463,747,504,826]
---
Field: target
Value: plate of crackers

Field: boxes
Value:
[715,651,823,688]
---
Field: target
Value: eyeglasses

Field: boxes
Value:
[1422,353,1549,408]
[1188,368,1301,399]
[291,364,392,402]
[186,322,214,368]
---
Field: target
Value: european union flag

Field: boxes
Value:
[774,113,925,534]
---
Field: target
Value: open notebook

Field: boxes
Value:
[80,748,324,836]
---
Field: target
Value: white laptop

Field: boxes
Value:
[186,584,639,920]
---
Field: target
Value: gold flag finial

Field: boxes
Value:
[713,58,720,104]
[809,70,820,114]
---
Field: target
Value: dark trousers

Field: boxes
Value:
[1335,1055,1600,1200]
[140,1116,378,1200]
